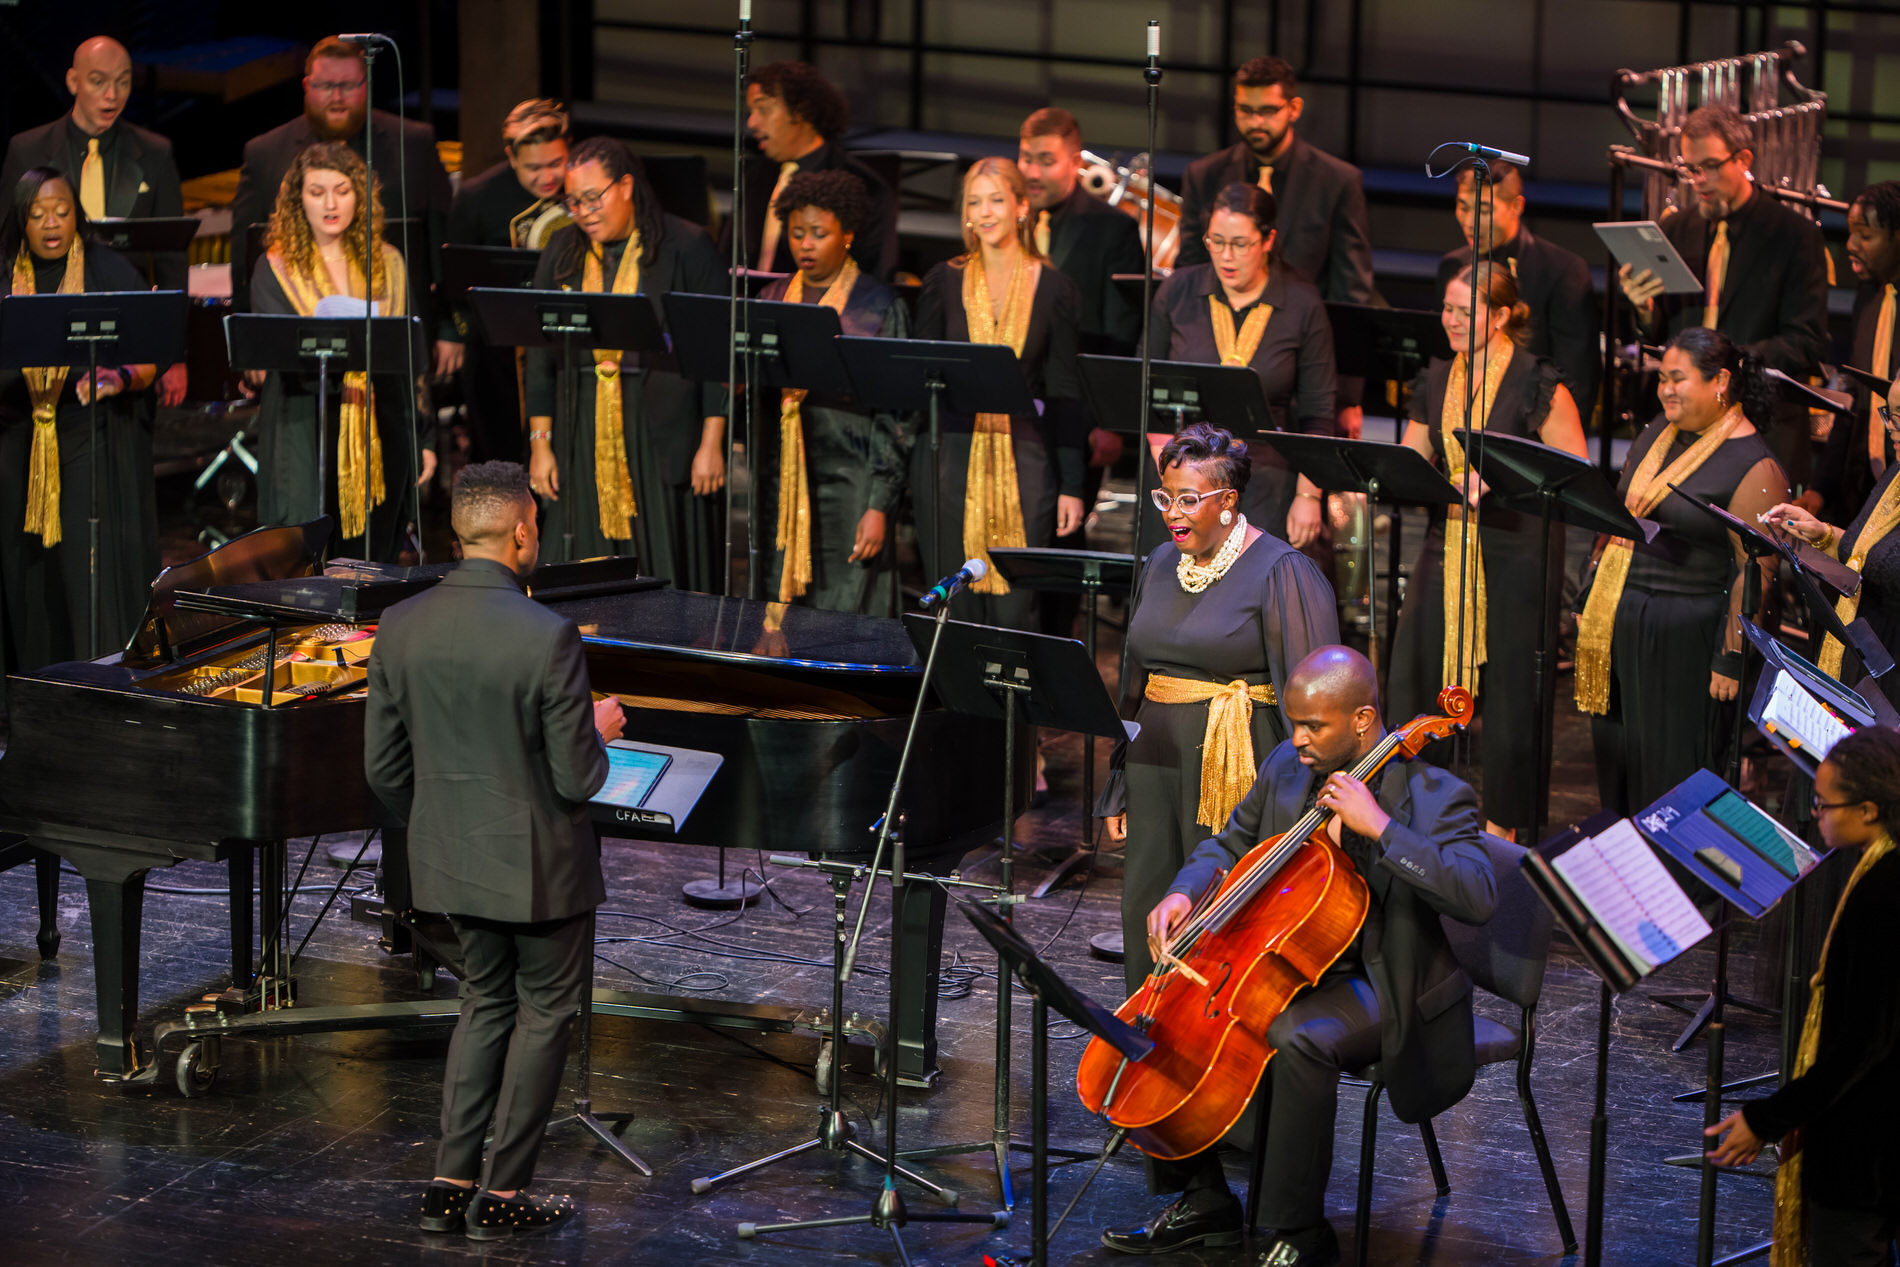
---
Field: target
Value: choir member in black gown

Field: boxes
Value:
[1147,182,1337,564]
[912,156,1087,632]
[756,171,909,615]
[1579,327,1788,815]
[523,137,728,591]
[244,143,431,564]
[1389,263,1587,839]
[0,167,158,670]
[444,99,572,465]
[1762,376,1900,714]
[1100,424,1339,993]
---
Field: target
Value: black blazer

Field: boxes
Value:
[366,558,610,924]
[1436,228,1600,417]
[1169,740,1496,1124]
[1176,135,1377,305]
[1,116,186,289]
[230,109,455,325]
[1045,184,1146,354]
[1810,280,1900,525]
[726,141,898,281]
[446,159,538,249]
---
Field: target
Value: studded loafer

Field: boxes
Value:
[418,1181,475,1233]
[464,1190,577,1241]
[1100,1193,1245,1254]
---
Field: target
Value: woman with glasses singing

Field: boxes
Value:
[1145,182,1338,562]
[1100,423,1338,993]
[1386,262,1587,840]
[1762,380,1900,712]
[523,136,728,590]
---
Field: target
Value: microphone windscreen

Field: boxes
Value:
[965,558,988,580]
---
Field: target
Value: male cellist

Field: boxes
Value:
[1107,646,1496,1267]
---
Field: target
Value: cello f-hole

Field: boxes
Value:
[1201,961,1233,1019]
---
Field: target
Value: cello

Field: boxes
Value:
[1074,686,1473,1160]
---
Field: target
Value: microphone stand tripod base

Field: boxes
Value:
[1088,930,1125,962]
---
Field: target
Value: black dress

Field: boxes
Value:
[0,244,159,672]
[522,217,728,591]
[1831,463,1900,714]
[1388,352,1566,833]
[1589,420,1786,816]
[911,258,1087,632]
[1146,261,1338,567]
[1110,534,1340,993]
[249,249,421,564]
[755,271,910,616]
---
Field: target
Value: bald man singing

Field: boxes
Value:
[1105,647,1495,1267]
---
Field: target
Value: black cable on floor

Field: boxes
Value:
[592,948,728,993]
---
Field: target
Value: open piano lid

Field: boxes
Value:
[122,519,332,669]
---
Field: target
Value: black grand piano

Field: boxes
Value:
[0,520,1009,1091]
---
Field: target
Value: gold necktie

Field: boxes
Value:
[1871,284,1896,476]
[1035,209,1051,257]
[1257,163,1273,195]
[757,160,799,270]
[1507,255,1518,278]
[1703,221,1729,330]
[80,137,106,220]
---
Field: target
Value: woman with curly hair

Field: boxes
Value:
[912,156,1087,632]
[754,169,909,614]
[246,141,431,561]
[0,165,159,670]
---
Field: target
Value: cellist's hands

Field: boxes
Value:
[1146,893,1193,949]
[1318,772,1392,842]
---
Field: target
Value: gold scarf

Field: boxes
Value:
[1438,340,1515,695]
[1145,673,1279,830]
[13,242,85,546]
[960,256,1036,595]
[775,258,859,601]
[1208,292,1272,366]
[1574,409,1745,714]
[1818,476,1900,678]
[580,234,642,542]
[268,246,407,541]
[1770,829,1897,1267]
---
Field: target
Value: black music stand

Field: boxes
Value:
[439,244,540,302]
[668,291,856,600]
[1252,435,1457,673]
[895,615,1125,1206]
[837,337,1037,588]
[1458,429,1644,849]
[466,288,666,566]
[0,289,188,656]
[225,313,428,559]
[90,216,199,287]
[988,546,1136,882]
[960,899,1154,1267]
[1325,303,1451,384]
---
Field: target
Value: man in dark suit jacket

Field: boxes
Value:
[230,37,459,379]
[367,460,625,1240]
[1621,104,1829,484]
[3,35,188,405]
[1806,181,1900,525]
[1435,162,1600,419]
[727,61,897,280]
[1176,56,1375,307]
[1106,646,1495,1266]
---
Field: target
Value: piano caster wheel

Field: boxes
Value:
[176,1043,218,1098]
[814,1037,834,1096]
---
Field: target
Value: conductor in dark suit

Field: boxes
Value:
[1620,104,1830,484]
[230,37,460,379]
[2,35,188,405]
[728,61,897,280]
[1106,646,1495,1266]
[1435,161,1600,419]
[367,460,626,1240]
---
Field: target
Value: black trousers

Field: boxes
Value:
[1150,968,1382,1231]
[436,911,591,1192]
[1808,1198,1900,1267]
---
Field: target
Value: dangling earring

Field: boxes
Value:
[1219,509,1233,526]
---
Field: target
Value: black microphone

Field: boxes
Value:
[336,33,392,45]
[919,558,987,609]
[1460,141,1531,166]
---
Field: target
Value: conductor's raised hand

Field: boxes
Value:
[1618,262,1664,313]
[593,696,626,743]
[1146,892,1193,946]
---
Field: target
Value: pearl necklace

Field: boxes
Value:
[1177,516,1249,593]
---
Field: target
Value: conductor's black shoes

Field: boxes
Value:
[417,1181,475,1232]
[464,1190,576,1241]
[1100,1193,1245,1254]
[1257,1219,1341,1267]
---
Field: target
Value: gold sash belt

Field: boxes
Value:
[14,242,85,545]
[1145,673,1278,831]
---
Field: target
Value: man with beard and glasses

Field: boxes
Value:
[2,35,188,406]
[230,36,460,381]
[1111,645,1494,1267]
[1619,103,1829,485]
